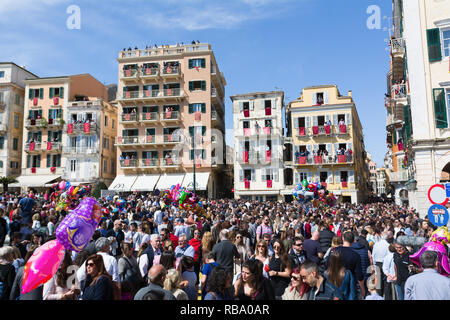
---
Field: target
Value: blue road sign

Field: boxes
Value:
[428,204,449,227]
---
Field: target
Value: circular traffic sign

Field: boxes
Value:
[428,184,449,206]
[427,204,449,227]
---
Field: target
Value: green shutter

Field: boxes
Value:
[37,155,41,167]
[202,126,206,136]
[0,137,4,149]
[427,28,442,62]
[189,126,194,137]
[201,103,206,113]
[188,60,193,69]
[27,155,31,168]
[57,154,61,167]
[202,149,206,159]
[38,131,42,142]
[433,88,448,128]
[190,149,194,160]
[201,81,206,91]
[201,59,206,68]
[47,154,51,168]
[189,82,194,91]
[58,130,62,142]
[49,88,54,98]
[60,87,64,98]
[188,104,194,114]
[29,89,33,99]
[38,109,42,117]
[39,88,43,99]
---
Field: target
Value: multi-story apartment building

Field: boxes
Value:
[366,153,378,195]
[385,0,450,213]
[14,73,116,190]
[284,85,369,204]
[376,167,388,197]
[110,43,226,198]
[231,91,285,201]
[0,63,38,179]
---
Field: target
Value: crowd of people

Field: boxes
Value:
[0,190,449,301]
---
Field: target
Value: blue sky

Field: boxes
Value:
[0,0,391,166]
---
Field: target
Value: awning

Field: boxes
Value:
[108,175,138,192]
[131,175,161,192]
[182,172,210,191]
[235,190,280,195]
[9,175,61,188]
[155,173,185,191]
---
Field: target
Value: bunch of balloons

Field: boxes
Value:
[49,180,90,213]
[292,179,336,207]
[164,184,206,217]
[21,198,102,294]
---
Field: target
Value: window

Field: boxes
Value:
[13,138,18,151]
[427,28,442,62]
[112,119,115,129]
[14,115,19,129]
[189,58,206,69]
[29,88,43,99]
[0,71,4,78]
[188,103,206,113]
[15,93,20,106]
[104,116,108,126]
[10,161,19,169]
[447,89,450,128]
[103,160,108,172]
[71,160,77,172]
[442,28,450,58]
[188,80,206,91]
[0,136,4,149]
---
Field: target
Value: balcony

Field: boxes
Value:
[163,134,182,144]
[161,66,180,79]
[139,112,159,123]
[311,125,333,137]
[63,146,99,155]
[119,44,211,60]
[389,171,409,183]
[211,88,225,113]
[115,136,140,146]
[391,38,405,80]
[391,38,405,57]
[391,84,408,104]
[120,113,139,124]
[25,142,42,153]
[334,124,351,136]
[0,100,6,111]
[121,91,140,101]
[294,154,354,165]
[140,158,159,168]
[163,88,182,98]
[45,142,62,152]
[121,69,139,82]
[0,123,7,133]
[236,151,258,164]
[66,122,98,135]
[47,118,63,128]
[386,113,404,128]
[120,159,138,169]
[142,135,157,146]
[211,110,225,130]
[25,118,47,129]
[211,65,225,96]
[140,68,160,82]
[161,111,181,122]
[161,157,178,167]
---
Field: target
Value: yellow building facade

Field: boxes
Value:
[284,85,369,203]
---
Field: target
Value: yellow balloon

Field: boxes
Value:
[72,187,79,196]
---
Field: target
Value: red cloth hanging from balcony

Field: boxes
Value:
[342,181,348,188]
[167,134,172,142]
[243,109,250,117]
[53,97,59,105]
[398,142,404,151]
[166,88,173,96]
[165,111,172,119]
[147,136,154,143]
[31,167,36,173]
[67,123,73,134]
[321,182,327,189]
[51,166,56,173]
[244,179,250,189]
[312,126,319,135]
[299,127,305,136]
[124,159,130,166]
[33,98,38,106]
[125,114,131,121]
[29,142,35,151]
[166,66,173,74]
[126,69,131,77]
[315,156,322,164]
[244,151,249,163]
[166,158,173,165]
[324,125,331,134]
[263,127,271,135]
[194,111,201,121]
[339,125,347,134]
[266,150,271,163]
[47,142,52,150]
[145,113,151,120]
[265,108,271,116]
[48,118,53,125]
[298,156,307,165]
[267,180,272,188]
[125,91,131,99]
[31,119,36,126]
[195,159,201,168]
[84,122,90,133]
[118,136,122,144]
[244,128,251,136]
[145,158,151,166]
[338,155,346,163]
[146,68,151,75]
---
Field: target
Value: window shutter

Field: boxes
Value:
[201,59,206,68]
[313,144,318,153]
[49,88,54,99]
[37,155,41,167]
[346,113,352,125]
[250,100,254,110]
[271,98,276,109]
[201,81,206,91]
[60,87,64,98]
[274,169,279,182]
[294,118,299,129]
[333,114,338,125]
[189,126,194,137]
[348,143,352,150]
[306,145,312,154]
[333,143,338,154]
[324,92,329,104]
[325,115,330,123]
[312,93,317,105]
[239,169,244,182]
[188,59,193,69]
[39,88,43,99]
[307,172,312,183]
[326,143,332,154]
[349,170,354,183]
[38,131,42,142]
[27,155,31,168]
[306,116,311,128]
[239,101,243,113]
[313,116,318,126]
[47,154,51,168]
[427,28,442,62]
[201,103,206,113]
[335,171,341,183]
[261,168,266,181]
[251,168,256,182]
[29,89,33,99]
[202,149,206,160]
[433,88,448,128]
[202,126,206,136]
[189,81,194,91]
[188,104,194,114]
[294,171,299,184]
[327,171,333,183]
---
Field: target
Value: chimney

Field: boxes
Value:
[348,90,352,97]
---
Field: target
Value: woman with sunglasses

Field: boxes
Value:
[81,254,113,300]
[267,239,292,299]
[281,267,310,300]
[234,259,275,300]
[251,240,270,278]
[233,231,249,277]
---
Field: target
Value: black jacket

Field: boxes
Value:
[212,240,239,271]
[319,228,335,254]
[105,229,125,256]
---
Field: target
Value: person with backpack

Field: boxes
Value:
[0,246,16,300]
[118,243,143,299]
[256,215,273,243]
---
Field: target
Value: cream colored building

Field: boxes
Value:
[110,43,226,198]
[231,91,285,201]
[284,85,370,203]
[0,63,38,180]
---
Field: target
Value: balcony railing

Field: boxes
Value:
[63,146,99,154]
[122,69,138,78]
[295,154,353,165]
[120,159,138,168]
[162,66,179,75]
[25,142,42,152]
[389,171,409,182]
[140,158,159,167]
[119,44,211,59]
[67,122,98,134]
[142,90,161,98]
[163,88,181,97]
[311,125,333,136]
[122,91,140,99]
[0,124,7,132]
[25,118,47,128]
[391,84,408,100]
[140,67,159,77]
[121,113,139,122]
[236,151,258,164]
[45,142,62,151]
[161,111,180,121]
[140,112,158,122]
[142,135,156,144]
[162,157,178,166]
[163,134,181,143]
[116,136,140,145]
[47,118,63,127]
[390,38,405,55]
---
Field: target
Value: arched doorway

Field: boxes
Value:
[440,162,450,182]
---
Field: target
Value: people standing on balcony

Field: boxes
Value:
[339,118,345,126]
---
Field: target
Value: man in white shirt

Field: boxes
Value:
[174,218,190,240]
[138,234,162,278]
[372,231,391,296]
[174,234,195,259]
[76,237,119,284]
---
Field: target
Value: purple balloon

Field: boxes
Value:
[55,197,101,252]
[410,241,450,276]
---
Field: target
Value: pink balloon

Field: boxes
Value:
[21,240,65,295]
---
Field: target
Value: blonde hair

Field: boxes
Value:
[32,213,40,221]
[201,232,214,252]
[331,236,343,248]
[164,269,181,292]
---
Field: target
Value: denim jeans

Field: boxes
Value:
[395,284,404,300]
